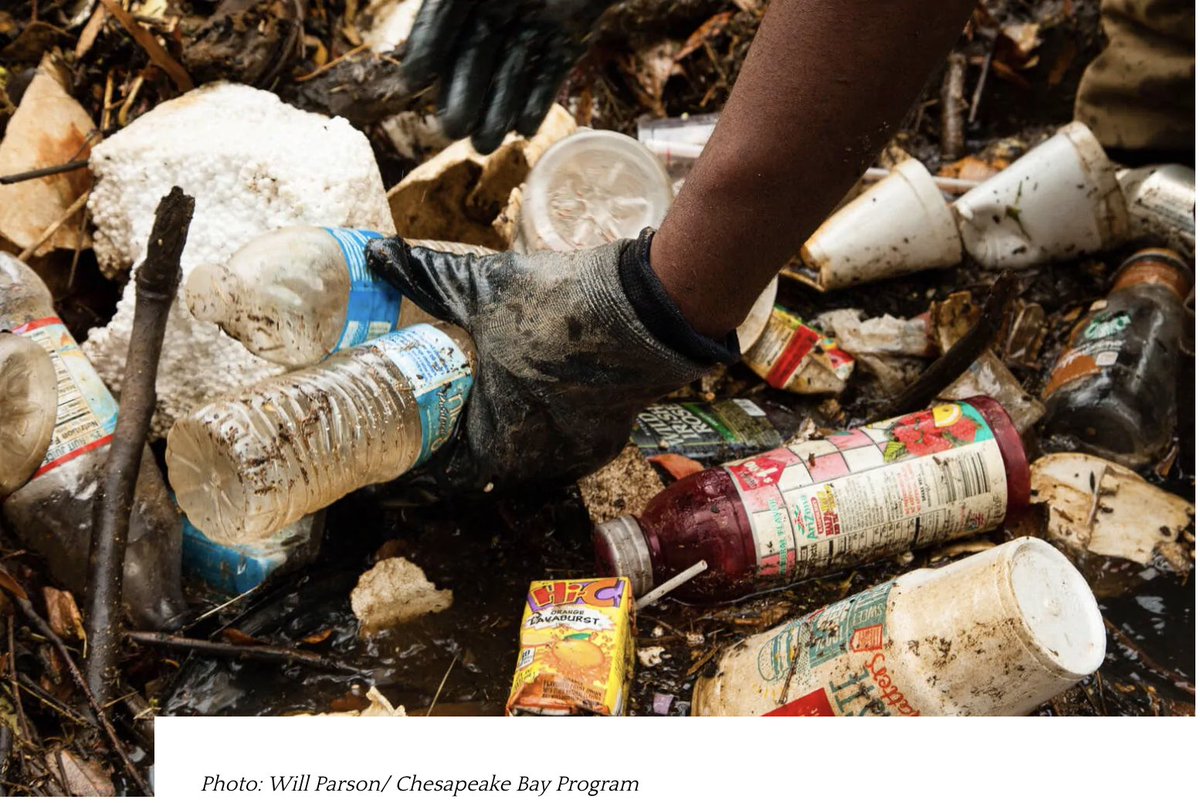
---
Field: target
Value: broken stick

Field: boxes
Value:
[125,631,364,675]
[877,272,1018,419]
[0,568,151,796]
[940,53,967,161]
[84,187,194,705]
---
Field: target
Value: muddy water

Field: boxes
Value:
[160,235,1193,717]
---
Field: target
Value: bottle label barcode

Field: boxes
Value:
[324,227,401,353]
[371,324,473,465]
[13,317,118,476]
[725,401,1008,580]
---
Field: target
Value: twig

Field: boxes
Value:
[0,723,11,797]
[1104,617,1195,696]
[426,654,458,716]
[877,272,1018,419]
[13,674,91,728]
[0,573,151,796]
[0,160,90,186]
[126,631,364,675]
[84,187,193,705]
[294,43,368,83]
[4,618,30,751]
[97,0,193,92]
[968,44,995,125]
[940,53,966,161]
[15,193,89,262]
[685,643,722,677]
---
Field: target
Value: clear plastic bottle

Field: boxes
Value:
[0,253,187,629]
[1041,248,1191,468]
[166,322,476,544]
[184,227,490,367]
[595,398,1029,602]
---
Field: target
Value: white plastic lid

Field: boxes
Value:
[1009,538,1106,678]
[520,130,674,252]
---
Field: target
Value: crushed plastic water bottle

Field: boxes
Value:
[167,322,476,544]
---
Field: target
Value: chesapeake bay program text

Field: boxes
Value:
[201,774,641,796]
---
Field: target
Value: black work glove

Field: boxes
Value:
[365,230,740,491]
[402,0,617,154]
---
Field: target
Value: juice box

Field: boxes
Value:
[506,577,635,716]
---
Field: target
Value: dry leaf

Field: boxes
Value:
[43,587,86,643]
[221,628,264,646]
[0,55,95,256]
[300,628,333,645]
[50,749,116,797]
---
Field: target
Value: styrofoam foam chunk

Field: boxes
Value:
[81,83,394,435]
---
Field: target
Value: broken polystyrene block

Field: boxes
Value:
[1031,453,1194,575]
[81,83,394,435]
[350,557,453,633]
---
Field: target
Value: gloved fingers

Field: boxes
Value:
[365,238,482,328]
[515,46,575,137]
[470,30,537,154]
[438,14,504,141]
[403,0,474,88]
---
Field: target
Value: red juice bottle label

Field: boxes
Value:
[724,401,1008,581]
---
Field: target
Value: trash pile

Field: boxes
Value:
[0,0,1194,793]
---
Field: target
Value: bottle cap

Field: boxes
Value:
[895,537,1105,715]
[1111,247,1192,298]
[519,130,674,252]
[593,516,654,597]
[0,332,58,497]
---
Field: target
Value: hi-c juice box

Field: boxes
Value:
[506,577,635,716]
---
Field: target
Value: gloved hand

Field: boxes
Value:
[366,230,739,491]
[403,0,617,154]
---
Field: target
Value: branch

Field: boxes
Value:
[84,188,193,705]
[126,631,364,675]
[0,569,151,796]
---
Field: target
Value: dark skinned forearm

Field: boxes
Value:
[650,0,976,338]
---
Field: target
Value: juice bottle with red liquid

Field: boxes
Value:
[594,397,1029,602]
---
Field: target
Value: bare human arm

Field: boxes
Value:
[651,0,977,338]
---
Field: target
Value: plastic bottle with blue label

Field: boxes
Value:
[185,226,492,367]
[0,253,187,629]
[166,322,476,544]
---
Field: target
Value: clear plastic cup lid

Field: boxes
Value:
[520,130,674,252]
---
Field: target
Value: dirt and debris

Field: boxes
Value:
[0,0,1195,792]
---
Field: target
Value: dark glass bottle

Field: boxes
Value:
[1041,248,1191,468]
[594,397,1029,602]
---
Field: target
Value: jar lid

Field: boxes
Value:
[520,130,674,252]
